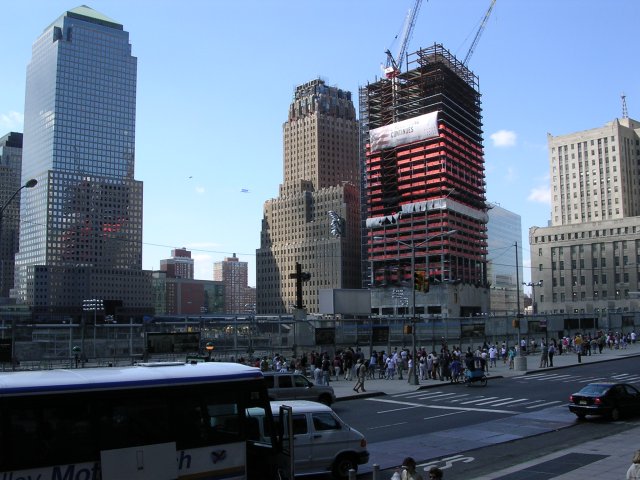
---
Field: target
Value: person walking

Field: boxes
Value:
[627,449,640,479]
[539,342,548,368]
[353,358,367,392]
[548,341,555,367]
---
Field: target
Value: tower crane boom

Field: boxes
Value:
[463,0,496,66]
[384,0,424,78]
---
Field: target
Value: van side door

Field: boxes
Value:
[290,413,313,474]
[309,412,346,471]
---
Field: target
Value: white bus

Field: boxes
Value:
[0,362,292,480]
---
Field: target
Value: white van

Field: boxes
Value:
[246,400,369,479]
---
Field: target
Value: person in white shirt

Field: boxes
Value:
[488,346,497,368]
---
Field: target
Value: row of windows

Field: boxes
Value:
[534,226,637,243]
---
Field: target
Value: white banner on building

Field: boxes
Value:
[369,111,439,152]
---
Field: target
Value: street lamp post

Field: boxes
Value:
[0,179,37,296]
[523,280,543,315]
[83,299,103,361]
[523,280,545,348]
[374,229,457,385]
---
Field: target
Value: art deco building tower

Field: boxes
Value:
[14,7,150,318]
[257,79,361,314]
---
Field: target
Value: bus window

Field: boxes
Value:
[206,402,241,443]
[5,399,95,470]
[99,398,171,450]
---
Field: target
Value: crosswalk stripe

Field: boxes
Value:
[459,396,493,405]
[526,400,562,409]
[393,392,563,410]
[393,390,443,398]
[415,393,459,400]
[474,397,514,406]
[447,394,472,403]
[491,398,532,406]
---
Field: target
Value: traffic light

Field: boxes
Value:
[414,271,428,292]
[414,271,424,291]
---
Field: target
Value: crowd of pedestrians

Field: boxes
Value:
[246,329,636,387]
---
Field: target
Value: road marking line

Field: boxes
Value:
[491,398,531,406]
[459,396,490,404]
[368,421,409,430]
[474,397,514,405]
[377,405,423,414]
[366,397,519,414]
[423,411,466,421]
[447,394,472,403]
[415,393,459,400]
[394,390,444,398]
[525,400,562,409]
[517,399,549,406]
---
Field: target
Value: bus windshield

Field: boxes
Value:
[0,362,291,480]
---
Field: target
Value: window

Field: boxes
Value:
[292,415,308,435]
[312,413,341,431]
[278,376,293,388]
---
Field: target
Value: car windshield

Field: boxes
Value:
[578,384,610,396]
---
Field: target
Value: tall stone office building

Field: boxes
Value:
[256,79,361,314]
[0,133,24,300]
[14,7,151,320]
[530,117,640,314]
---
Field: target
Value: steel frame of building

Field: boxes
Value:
[361,44,488,291]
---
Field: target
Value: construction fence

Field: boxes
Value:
[1,311,639,371]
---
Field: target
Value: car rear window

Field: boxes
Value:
[578,384,609,395]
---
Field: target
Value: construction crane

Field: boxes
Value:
[384,0,424,78]
[462,0,496,67]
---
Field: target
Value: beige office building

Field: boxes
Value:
[531,117,640,315]
[256,79,361,314]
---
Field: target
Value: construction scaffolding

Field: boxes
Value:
[361,44,488,309]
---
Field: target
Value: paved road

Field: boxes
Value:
[325,344,640,479]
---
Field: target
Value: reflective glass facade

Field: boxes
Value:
[14,7,149,313]
[486,205,523,314]
[0,133,24,298]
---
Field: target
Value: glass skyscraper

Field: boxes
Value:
[14,6,150,318]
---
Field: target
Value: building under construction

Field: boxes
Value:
[360,44,489,317]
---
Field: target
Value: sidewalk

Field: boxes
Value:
[330,344,640,401]
[328,344,640,480]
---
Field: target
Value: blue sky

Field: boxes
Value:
[1,0,638,288]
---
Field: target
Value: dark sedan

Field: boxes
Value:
[568,382,640,420]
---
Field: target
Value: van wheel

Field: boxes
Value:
[319,393,333,406]
[332,454,357,479]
